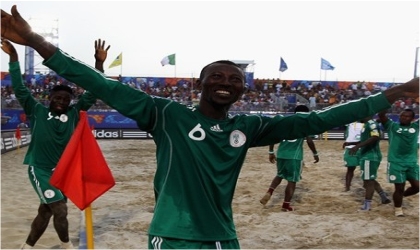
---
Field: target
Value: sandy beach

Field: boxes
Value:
[1,139,419,249]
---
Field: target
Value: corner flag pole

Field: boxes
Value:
[120,51,123,78]
[85,205,94,249]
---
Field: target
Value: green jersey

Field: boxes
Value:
[9,61,96,169]
[359,119,382,162]
[276,138,305,160]
[44,49,392,241]
[383,119,419,163]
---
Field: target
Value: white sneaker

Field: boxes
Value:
[20,243,33,249]
[394,207,404,217]
[60,241,75,249]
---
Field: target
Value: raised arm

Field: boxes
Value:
[2,6,156,126]
[71,39,110,111]
[1,5,56,59]
[0,38,17,62]
[1,39,38,113]
[94,38,110,73]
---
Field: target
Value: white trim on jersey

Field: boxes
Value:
[151,236,163,250]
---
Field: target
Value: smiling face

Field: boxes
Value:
[49,90,72,115]
[197,61,245,109]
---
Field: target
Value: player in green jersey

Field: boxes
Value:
[260,105,319,211]
[2,5,419,248]
[1,38,109,249]
[378,109,419,217]
[343,116,391,211]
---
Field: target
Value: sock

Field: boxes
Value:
[379,191,390,203]
[267,188,275,195]
[282,201,291,208]
[362,199,372,210]
[378,190,387,198]
[282,201,294,211]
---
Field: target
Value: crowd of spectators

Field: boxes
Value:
[1,72,418,115]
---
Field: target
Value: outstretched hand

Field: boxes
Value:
[1,38,17,55]
[94,39,110,63]
[400,77,420,99]
[1,5,33,46]
[384,77,419,104]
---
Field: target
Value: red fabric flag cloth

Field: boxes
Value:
[50,111,115,210]
[15,127,21,140]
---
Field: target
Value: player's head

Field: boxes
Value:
[399,108,415,126]
[198,60,244,81]
[196,60,246,108]
[49,85,74,97]
[294,105,309,113]
[49,85,74,115]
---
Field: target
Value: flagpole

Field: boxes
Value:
[120,51,123,78]
[85,205,94,249]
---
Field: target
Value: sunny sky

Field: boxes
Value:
[1,0,419,83]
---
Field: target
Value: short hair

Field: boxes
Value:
[403,108,415,118]
[294,105,309,113]
[199,60,244,81]
[50,85,74,97]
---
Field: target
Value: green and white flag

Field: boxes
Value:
[161,53,176,66]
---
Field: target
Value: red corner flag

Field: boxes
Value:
[50,111,115,210]
[15,127,21,140]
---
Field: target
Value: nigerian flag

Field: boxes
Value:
[161,53,176,66]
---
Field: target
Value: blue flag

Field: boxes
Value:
[279,57,288,72]
[321,58,335,70]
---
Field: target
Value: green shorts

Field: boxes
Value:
[387,162,419,183]
[343,148,360,167]
[28,166,66,204]
[148,235,240,249]
[359,160,380,180]
[276,159,303,182]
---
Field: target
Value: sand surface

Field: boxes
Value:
[1,139,418,249]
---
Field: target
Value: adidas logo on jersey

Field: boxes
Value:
[210,124,223,132]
